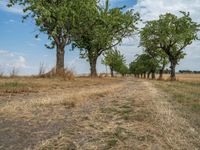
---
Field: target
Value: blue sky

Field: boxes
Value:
[0,0,137,75]
[0,0,199,75]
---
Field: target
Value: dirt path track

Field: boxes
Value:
[0,78,199,150]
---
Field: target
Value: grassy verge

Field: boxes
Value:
[153,80,200,131]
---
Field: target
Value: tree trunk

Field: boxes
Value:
[151,71,156,79]
[144,73,146,79]
[56,45,65,74]
[170,61,176,81]
[110,67,114,77]
[90,57,98,77]
[159,64,166,80]
[159,69,163,80]
[147,72,151,79]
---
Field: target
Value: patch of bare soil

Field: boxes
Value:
[0,78,199,150]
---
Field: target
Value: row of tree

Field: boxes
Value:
[8,1,199,79]
[8,0,139,77]
[130,12,199,80]
[102,49,128,77]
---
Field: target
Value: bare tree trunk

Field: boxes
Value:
[147,72,151,79]
[159,63,166,80]
[90,57,98,77]
[110,67,114,77]
[144,73,146,79]
[56,45,65,74]
[151,71,156,79]
[170,61,176,81]
[159,69,163,80]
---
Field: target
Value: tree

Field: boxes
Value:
[140,12,199,80]
[8,0,97,74]
[102,49,126,77]
[73,0,139,77]
[145,48,168,80]
[117,63,129,76]
[129,54,159,79]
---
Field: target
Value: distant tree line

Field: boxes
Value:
[179,70,200,74]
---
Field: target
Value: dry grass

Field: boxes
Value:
[0,82,124,119]
[145,81,200,149]
[158,73,200,82]
[39,67,75,80]
[28,132,77,150]
[0,77,124,117]
[152,77,200,148]
[0,76,200,149]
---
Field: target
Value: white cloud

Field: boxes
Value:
[0,0,23,14]
[0,50,28,74]
[35,37,41,41]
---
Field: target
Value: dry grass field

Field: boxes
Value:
[153,74,200,142]
[0,75,200,149]
[158,73,200,82]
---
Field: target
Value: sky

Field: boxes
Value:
[0,0,199,75]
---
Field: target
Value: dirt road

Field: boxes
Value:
[0,78,199,149]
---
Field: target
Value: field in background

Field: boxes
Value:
[158,73,200,82]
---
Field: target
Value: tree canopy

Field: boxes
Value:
[72,0,139,77]
[8,0,97,74]
[129,54,159,79]
[102,49,128,77]
[140,12,199,80]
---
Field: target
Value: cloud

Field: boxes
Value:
[0,50,28,73]
[35,37,41,41]
[0,0,23,14]
[133,0,200,22]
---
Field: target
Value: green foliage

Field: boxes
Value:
[72,0,139,75]
[102,49,128,76]
[9,0,96,49]
[8,0,97,73]
[140,12,199,79]
[145,48,168,71]
[118,64,129,76]
[129,54,159,75]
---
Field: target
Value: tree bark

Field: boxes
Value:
[89,57,98,77]
[147,72,151,79]
[144,73,146,79]
[56,45,65,74]
[110,67,114,77]
[170,61,176,81]
[151,71,156,79]
[159,69,163,80]
[159,65,165,80]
